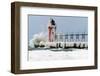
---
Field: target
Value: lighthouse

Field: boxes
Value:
[48,18,56,42]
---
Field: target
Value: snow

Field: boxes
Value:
[28,49,88,61]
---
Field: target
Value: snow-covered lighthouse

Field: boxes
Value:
[48,18,56,42]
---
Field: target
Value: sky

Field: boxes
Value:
[28,15,88,40]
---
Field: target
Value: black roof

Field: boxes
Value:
[50,19,56,25]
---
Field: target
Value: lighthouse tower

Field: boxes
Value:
[48,18,56,42]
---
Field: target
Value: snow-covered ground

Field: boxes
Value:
[28,49,88,61]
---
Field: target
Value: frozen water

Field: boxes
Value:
[28,49,88,61]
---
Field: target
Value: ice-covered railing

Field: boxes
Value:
[28,32,88,49]
[55,33,88,42]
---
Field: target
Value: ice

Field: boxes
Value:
[28,49,88,61]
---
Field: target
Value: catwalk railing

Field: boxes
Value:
[46,33,88,49]
[55,33,88,42]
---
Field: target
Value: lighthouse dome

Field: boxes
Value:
[50,19,56,25]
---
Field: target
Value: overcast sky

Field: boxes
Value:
[28,15,88,40]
